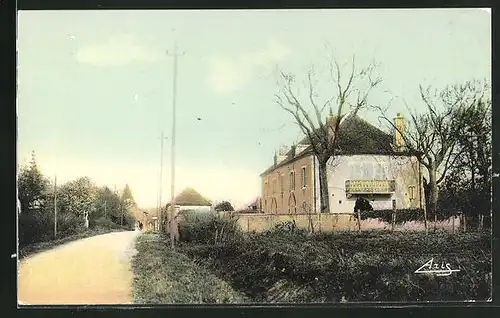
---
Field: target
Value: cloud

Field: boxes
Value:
[75,34,162,67]
[207,40,290,94]
[33,155,260,210]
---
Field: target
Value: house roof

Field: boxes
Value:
[260,149,313,176]
[260,112,415,176]
[246,197,260,207]
[170,187,212,206]
[335,113,394,155]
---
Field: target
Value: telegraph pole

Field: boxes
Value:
[54,176,57,239]
[114,184,119,225]
[156,181,160,226]
[167,41,184,248]
[158,131,168,232]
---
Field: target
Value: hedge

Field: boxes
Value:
[178,211,241,244]
[18,212,85,248]
[19,212,133,249]
[356,208,463,223]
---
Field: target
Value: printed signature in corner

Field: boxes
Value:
[414,258,460,276]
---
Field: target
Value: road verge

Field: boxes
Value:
[131,231,248,304]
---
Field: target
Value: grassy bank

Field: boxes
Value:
[18,227,133,260]
[131,231,248,304]
[177,213,492,303]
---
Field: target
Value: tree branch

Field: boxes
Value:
[307,68,325,130]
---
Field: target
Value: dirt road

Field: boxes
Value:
[18,230,141,305]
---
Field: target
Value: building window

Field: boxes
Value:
[301,201,308,213]
[272,177,276,195]
[280,173,284,194]
[374,164,384,180]
[301,166,307,188]
[361,162,373,179]
[289,171,295,191]
[408,185,416,202]
[288,193,296,214]
[350,164,362,180]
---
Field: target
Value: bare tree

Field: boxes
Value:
[375,79,490,223]
[275,47,382,213]
[439,90,492,230]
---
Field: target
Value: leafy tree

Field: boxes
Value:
[119,184,137,226]
[121,184,136,208]
[18,151,49,214]
[57,177,98,221]
[215,201,235,212]
[94,186,121,221]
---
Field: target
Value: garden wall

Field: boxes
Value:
[217,212,461,233]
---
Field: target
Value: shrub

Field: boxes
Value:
[178,211,241,244]
[18,212,53,247]
[56,212,86,237]
[91,216,120,229]
[272,220,298,233]
[90,215,136,231]
[263,221,309,240]
[358,208,463,223]
[357,208,426,223]
[354,197,374,212]
[123,213,137,230]
[215,201,234,212]
[18,211,86,247]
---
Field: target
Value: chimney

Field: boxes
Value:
[290,145,296,157]
[273,151,278,166]
[393,113,405,151]
[296,143,308,155]
[276,145,288,165]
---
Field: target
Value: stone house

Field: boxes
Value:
[260,111,424,214]
[166,187,213,213]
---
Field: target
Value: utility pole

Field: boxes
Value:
[104,200,107,218]
[158,131,168,232]
[120,191,124,227]
[54,176,57,239]
[114,184,119,225]
[167,41,184,248]
[156,179,160,227]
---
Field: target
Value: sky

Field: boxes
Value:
[17,9,490,209]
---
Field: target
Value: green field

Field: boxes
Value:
[132,213,491,303]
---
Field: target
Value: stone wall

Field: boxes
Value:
[220,212,461,233]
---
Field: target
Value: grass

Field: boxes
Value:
[178,227,492,302]
[130,212,492,303]
[131,231,249,304]
[18,226,133,260]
